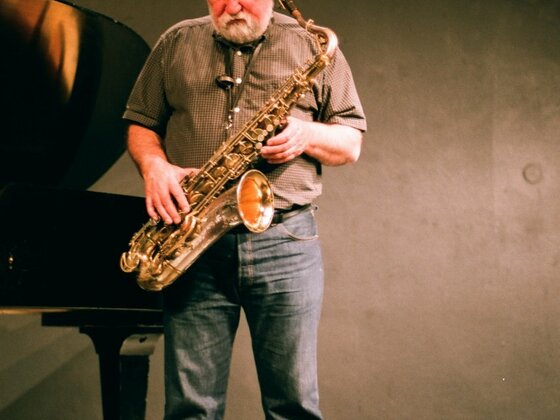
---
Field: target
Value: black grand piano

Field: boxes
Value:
[0,1,162,418]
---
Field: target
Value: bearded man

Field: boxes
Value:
[123,0,366,418]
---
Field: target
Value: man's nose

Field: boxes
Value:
[225,0,242,15]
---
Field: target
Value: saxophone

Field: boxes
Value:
[120,0,339,291]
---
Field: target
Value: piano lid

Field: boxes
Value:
[0,0,150,190]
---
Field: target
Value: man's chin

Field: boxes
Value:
[222,28,259,44]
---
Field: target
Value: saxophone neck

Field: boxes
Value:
[314,25,338,61]
[278,0,338,60]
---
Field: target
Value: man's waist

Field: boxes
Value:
[271,203,311,225]
[227,203,312,235]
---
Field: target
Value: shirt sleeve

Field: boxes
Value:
[318,47,367,132]
[122,34,171,136]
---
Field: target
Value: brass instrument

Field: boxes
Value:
[120,0,339,291]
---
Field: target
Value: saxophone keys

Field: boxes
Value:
[249,128,267,143]
[224,154,242,168]
[120,251,139,272]
[180,215,197,235]
[195,178,215,193]
[211,166,227,178]
[237,141,253,155]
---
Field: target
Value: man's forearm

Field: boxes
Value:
[303,122,363,166]
[126,123,169,177]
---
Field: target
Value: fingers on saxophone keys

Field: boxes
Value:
[171,185,191,220]
[149,195,179,225]
[145,196,161,223]
[161,209,179,225]
[164,202,183,225]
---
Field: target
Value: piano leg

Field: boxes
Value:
[120,355,151,419]
[81,327,162,420]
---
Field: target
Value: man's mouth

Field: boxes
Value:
[227,18,246,25]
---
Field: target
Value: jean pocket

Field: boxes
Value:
[276,210,319,241]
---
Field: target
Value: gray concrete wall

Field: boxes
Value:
[1,0,560,418]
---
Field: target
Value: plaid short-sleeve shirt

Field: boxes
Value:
[124,12,367,209]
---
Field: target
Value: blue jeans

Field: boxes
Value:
[163,207,324,419]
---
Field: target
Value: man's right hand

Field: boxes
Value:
[143,158,197,224]
[126,123,198,225]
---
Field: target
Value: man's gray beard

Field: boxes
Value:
[222,23,260,44]
[213,11,271,44]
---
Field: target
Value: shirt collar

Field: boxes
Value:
[212,32,267,53]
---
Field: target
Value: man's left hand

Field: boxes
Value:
[260,116,308,164]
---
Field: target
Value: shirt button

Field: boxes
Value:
[235,77,242,85]
[236,50,242,56]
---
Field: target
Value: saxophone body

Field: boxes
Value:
[120,0,339,291]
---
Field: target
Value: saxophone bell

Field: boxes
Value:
[236,169,275,233]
